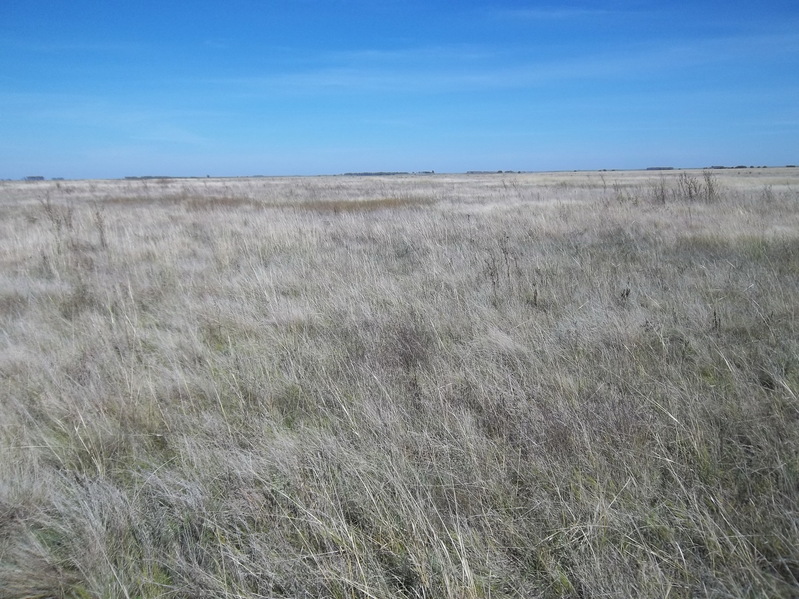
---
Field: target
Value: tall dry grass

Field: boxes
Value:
[1,170,798,597]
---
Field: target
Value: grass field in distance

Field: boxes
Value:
[1,168,798,597]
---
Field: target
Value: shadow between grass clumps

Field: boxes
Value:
[276,196,435,213]
[102,194,435,213]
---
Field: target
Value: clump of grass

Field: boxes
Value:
[1,170,798,597]
[677,171,703,202]
[671,170,722,203]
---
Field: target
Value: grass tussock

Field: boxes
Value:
[1,170,798,598]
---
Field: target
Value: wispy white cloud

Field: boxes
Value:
[0,37,142,54]
[324,44,497,65]
[494,7,612,20]
[206,29,799,99]
[203,39,231,50]
[130,125,211,146]
[0,91,217,149]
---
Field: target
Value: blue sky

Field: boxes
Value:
[1,1,797,178]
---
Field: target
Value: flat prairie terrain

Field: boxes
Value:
[1,169,798,598]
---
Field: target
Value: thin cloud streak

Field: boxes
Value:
[323,44,498,64]
[130,125,212,146]
[494,7,613,19]
[207,30,799,98]
[0,37,143,55]
[0,92,221,127]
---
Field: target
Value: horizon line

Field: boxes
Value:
[7,164,797,182]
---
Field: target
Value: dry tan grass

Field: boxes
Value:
[1,169,798,597]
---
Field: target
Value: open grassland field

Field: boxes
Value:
[1,169,798,598]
